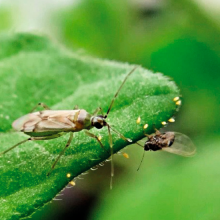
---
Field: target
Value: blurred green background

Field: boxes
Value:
[0,0,220,219]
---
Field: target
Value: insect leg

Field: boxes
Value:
[155,129,160,135]
[0,138,31,155]
[92,107,104,116]
[0,133,63,155]
[143,127,151,138]
[30,102,50,113]
[151,124,160,135]
[84,131,106,151]
[144,133,150,138]
[47,132,74,176]
[107,125,114,189]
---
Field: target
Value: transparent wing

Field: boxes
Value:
[162,132,196,157]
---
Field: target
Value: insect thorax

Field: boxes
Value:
[144,140,162,151]
[144,132,175,151]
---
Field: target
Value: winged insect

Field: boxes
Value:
[1,67,138,187]
[136,129,196,170]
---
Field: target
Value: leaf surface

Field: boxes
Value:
[0,33,179,219]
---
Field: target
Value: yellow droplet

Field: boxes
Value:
[69,181,76,186]
[66,173,71,178]
[123,153,129,159]
[143,124,148,129]
[136,116,141,124]
[173,97,180,102]
[176,100,181,106]
[161,121,167,126]
[168,118,175,123]
[98,135,102,141]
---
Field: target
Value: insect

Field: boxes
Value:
[136,129,196,170]
[0,67,137,181]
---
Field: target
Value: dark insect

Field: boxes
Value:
[136,129,196,170]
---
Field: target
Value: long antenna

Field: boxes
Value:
[110,126,132,143]
[105,66,138,118]
[137,150,145,171]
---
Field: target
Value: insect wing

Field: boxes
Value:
[13,110,80,132]
[162,132,196,156]
[12,112,41,131]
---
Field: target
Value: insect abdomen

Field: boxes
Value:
[12,110,92,133]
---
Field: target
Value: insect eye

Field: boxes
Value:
[93,122,103,129]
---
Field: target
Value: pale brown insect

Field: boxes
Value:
[0,67,137,183]
[136,129,196,170]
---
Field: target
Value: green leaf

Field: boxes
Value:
[0,33,179,220]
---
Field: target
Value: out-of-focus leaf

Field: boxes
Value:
[91,136,220,220]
